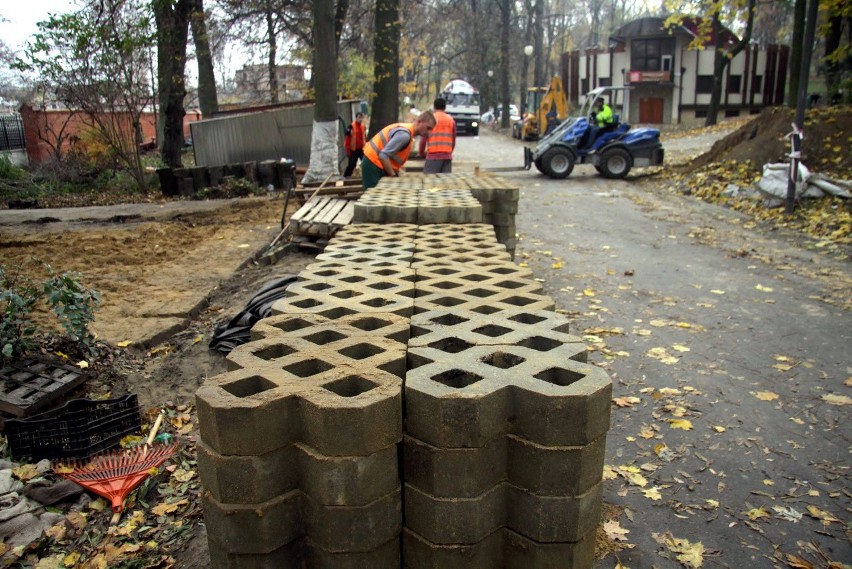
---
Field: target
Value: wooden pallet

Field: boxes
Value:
[290,196,356,239]
[0,359,89,418]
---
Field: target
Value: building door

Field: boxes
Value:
[639,98,664,123]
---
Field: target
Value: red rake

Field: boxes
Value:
[54,412,178,523]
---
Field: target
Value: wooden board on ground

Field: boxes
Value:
[290,196,355,241]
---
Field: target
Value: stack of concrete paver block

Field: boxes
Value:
[424,174,520,257]
[353,177,483,225]
[197,184,610,568]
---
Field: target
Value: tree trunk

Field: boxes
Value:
[190,0,218,117]
[533,0,544,87]
[520,0,533,115]
[788,0,805,108]
[705,0,755,127]
[334,0,349,53]
[301,0,340,183]
[499,0,511,129]
[824,10,844,99]
[369,0,400,133]
[265,1,279,104]
[154,0,192,168]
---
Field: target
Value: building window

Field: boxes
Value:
[599,77,612,87]
[753,75,763,92]
[581,78,589,93]
[725,109,740,117]
[695,109,708,118]
[631,38,675,71]
[696,75,714,94]
[727,75,742,94]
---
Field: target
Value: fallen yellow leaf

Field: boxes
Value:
[672,344,690,352]
[603,519,630,541]
[713,425,726,433]
[583,289,595,296]
[76,360,89,369]
[744,507,771,521]
[643,486,662,500]
[665,536,705,568]
[639,425,655,439]
[710,289,725,294]
[753,391,779,401]
[613,396,641,408]
[806,505,840,523]
[667,418,693,431]
[11,464,38,481]
[763,479,774,486]
[755,284,774,292]
[821,393,852,406]
[151,498,189,516]
[551,261,563,269]
[116,340,132,348]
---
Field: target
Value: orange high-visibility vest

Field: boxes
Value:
[364,123,415,172]
[426,111,455,156]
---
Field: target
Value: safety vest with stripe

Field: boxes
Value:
[426,111,455,156]
[364,123,415,172]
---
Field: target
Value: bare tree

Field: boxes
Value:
[153,0,192,167]
[190,0,219,116]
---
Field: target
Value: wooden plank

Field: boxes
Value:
[299,198,340,233]
[314,199,349,231]
[329,201,355,230]
[291,196,330,225]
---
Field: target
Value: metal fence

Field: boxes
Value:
[191,100,360,168]
[0,114,25,152]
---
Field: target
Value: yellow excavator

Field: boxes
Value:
[513,76,569,141]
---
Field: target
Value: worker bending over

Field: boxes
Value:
[362,111,436,190]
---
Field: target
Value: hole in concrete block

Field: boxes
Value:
[533,367,584,387]
[430,280,463,290]
[283,358,334,378]
[271,317,316,333]
[331,289,364,300]
[303,281,334,292]
[481,351,525,369]
[340,275,367,284]
[508,312,547,326]
[319,307,355,319]
[492,280,525,290]
[501,295,537,307]
[292,298,322,309]
[407,352,434,370]
[361,297,392,308]
[432,369,483,389]
[460,274,490,282]
[487,267,516,275]
[313,269,338,278]
[427,337,474,354]
[426,267,459,277]
[430,296,465,308]
[471,305,501,315]
[429,313,469,326]
[472,324,512,338]
[303,330,347,345]
[349,316,392,332]
[322,376,378,397]
[368,281,403,292]
[339,342,386,360]
[409,325,429,338]
[223,375,277,398]
[252,344,298,360]
[518,336,562,352]
[374,268,397,277]
[465,288,497,299]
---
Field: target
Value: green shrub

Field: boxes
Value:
[0,263,101,361]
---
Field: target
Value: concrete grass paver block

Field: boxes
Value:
[198,439,398,505]
[413,288,555,316]
[251,312,410,346]
[271,287,414,319]
[402,526,594,569]
[197,367,401,456]
[203,486,401,554]
[403,433,605,498]
[405,345,611,448]
[208,536,399,569]
[403,481,602,544]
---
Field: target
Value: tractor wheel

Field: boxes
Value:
[599,147,633,179]
[541,147,575,179]
[534,157,544,173]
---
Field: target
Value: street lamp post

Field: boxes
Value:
[520,45,533,116]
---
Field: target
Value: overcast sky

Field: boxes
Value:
[0,0,76,53]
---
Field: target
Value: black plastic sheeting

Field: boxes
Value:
[209,275,299,354]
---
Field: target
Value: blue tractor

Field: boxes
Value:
[524,87,664,179]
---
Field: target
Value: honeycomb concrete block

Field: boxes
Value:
[412,245,512,265]
[291,271,416,302]
[317,243,414,265]
[417,191,483,224]
[405,345,612,448]
[203,487,401,555]
[404,481,602,544]
[250,313,329,342]
[251,312,410,346]
[198,438,399,505]
[403,432,604,499]
[413,263,534,287]
[334,222,419,244]
[402,527,595,569]
[271,286,414,319]
[197,366,402,456]
[415,223,498,242]
[412,288,556,316]
[414,274,545,300]
[409,309,585,362]
[208,536,400,569]
[301,261,416,284]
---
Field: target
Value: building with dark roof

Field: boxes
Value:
[561,17,789,124]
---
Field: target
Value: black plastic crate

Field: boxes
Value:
[4,394,141,461]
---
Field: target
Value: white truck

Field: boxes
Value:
[441,79,481,136]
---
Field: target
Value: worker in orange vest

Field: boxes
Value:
[362,111,436,190]
[419,97,456,174]
[343,112,367,178]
